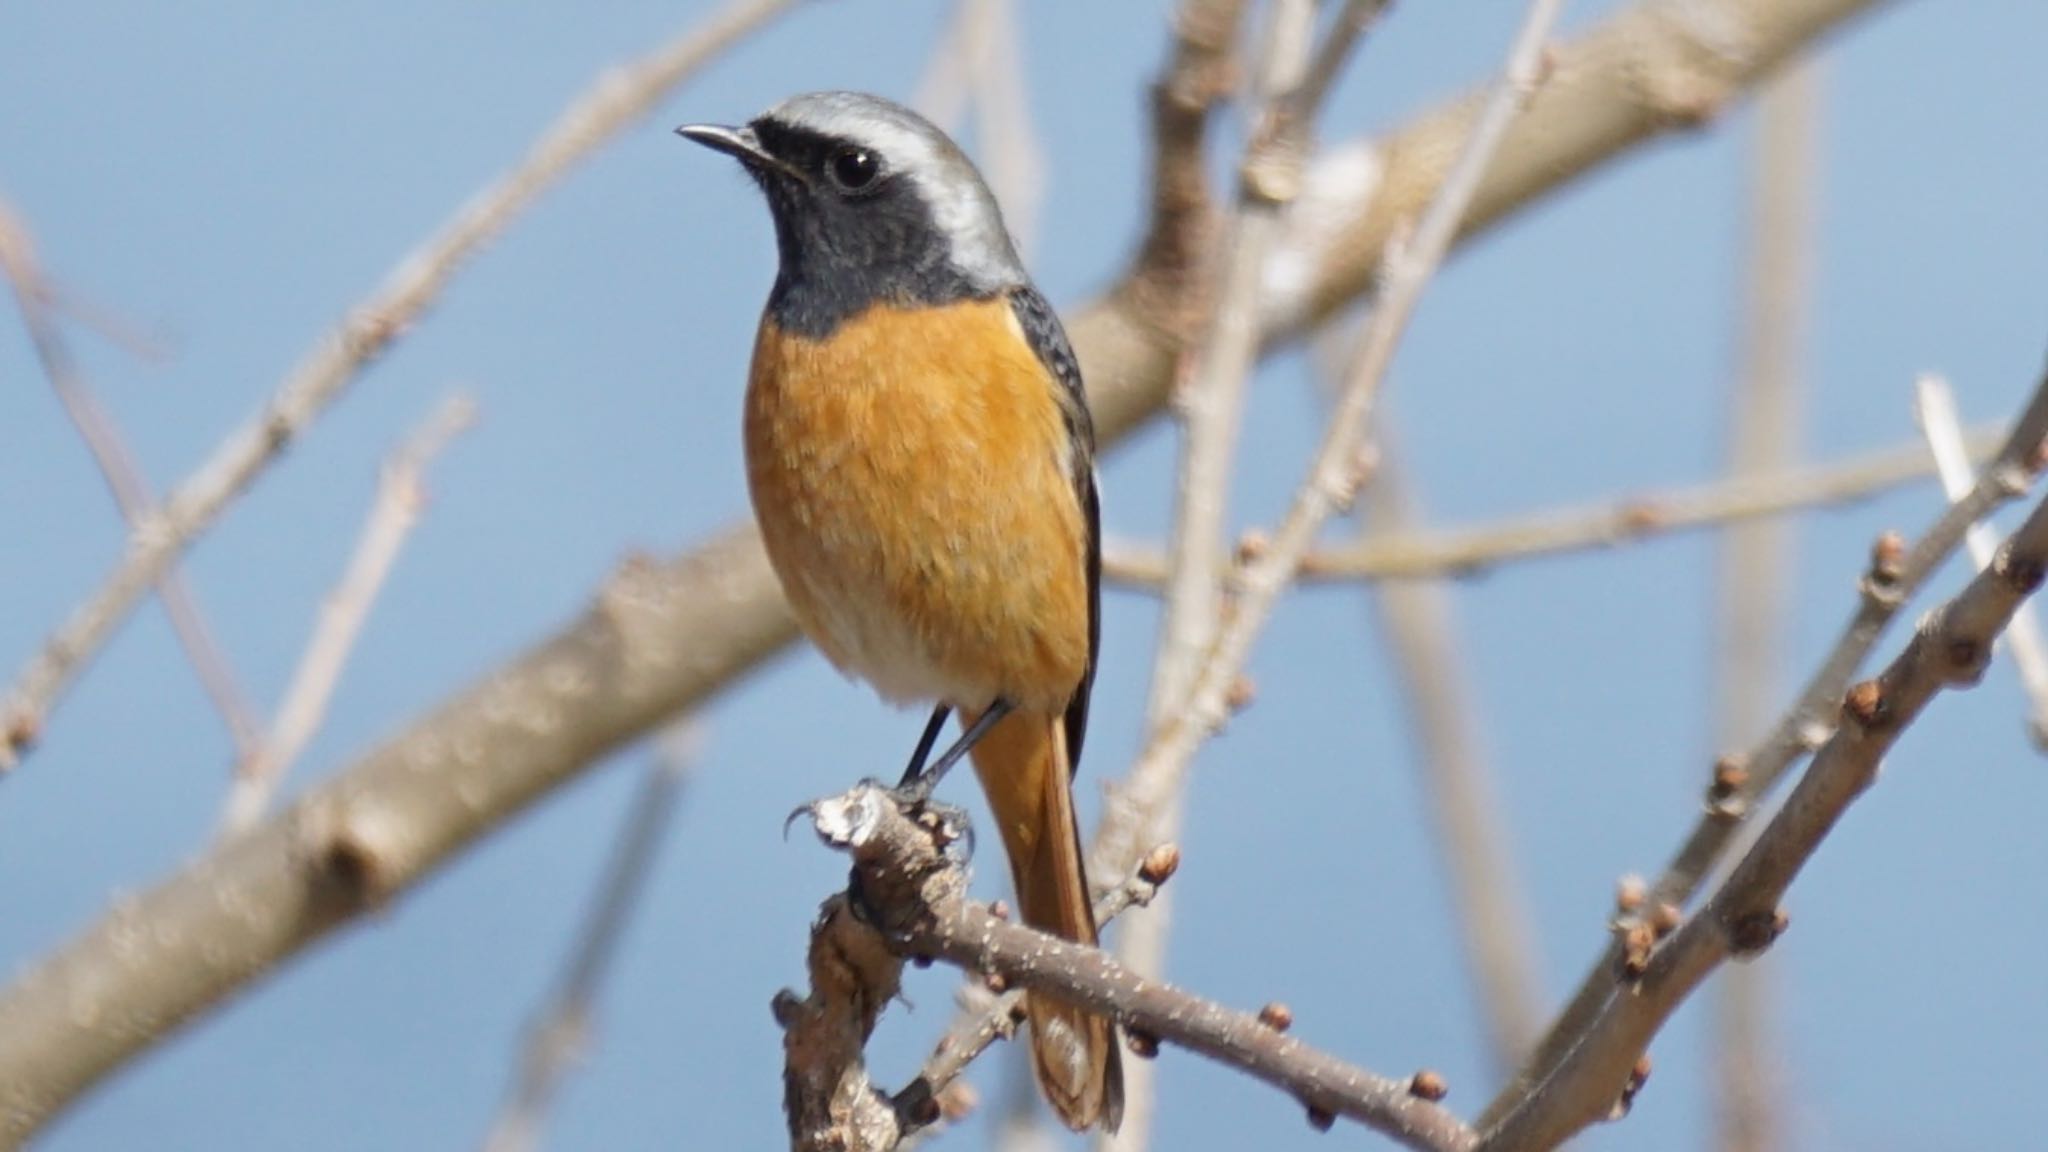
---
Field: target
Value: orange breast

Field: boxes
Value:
[744,298,1090,713]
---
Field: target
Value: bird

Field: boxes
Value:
[677,91,1122,1132]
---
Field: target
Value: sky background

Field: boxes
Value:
[3,2,2046,1150]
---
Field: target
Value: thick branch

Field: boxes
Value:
[1268,0,1899,335]
[0,0,1895,1136]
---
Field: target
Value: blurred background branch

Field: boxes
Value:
[1710,57,1819,1152]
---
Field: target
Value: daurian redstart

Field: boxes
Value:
[679,92,1122,1131]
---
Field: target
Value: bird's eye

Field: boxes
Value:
[829,147,879,191]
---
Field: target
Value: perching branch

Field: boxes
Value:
[786,784,1476,1152]
[0,0,805,769]
[1101,432,1994,589]
[1478,417,2048,1152]
[893,846,1181,1142]
[0,0,1894,1138]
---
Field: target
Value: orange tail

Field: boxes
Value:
[967,707,1124,1133]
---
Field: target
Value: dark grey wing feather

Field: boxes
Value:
[1007,285,1099,775]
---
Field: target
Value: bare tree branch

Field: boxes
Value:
[790,785,1476,1152]
[1478,424,2048,1152]
[1091,0,1564,896]
[0,0,805,770]
[1916,376,2048,749]
[1121,0,1248,342]
[1485,359,2048,1136]
[220,395,475,836]
[0,0,1893,1137]
[0,202,260,760]
[481,720,700,1152]
[1109,1,1320,1145]
[1102,432,1994,589]
[1265,0,1901,336]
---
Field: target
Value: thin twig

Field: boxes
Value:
[1916,375,2048,750]
[219,396,477,837]
[1358,434,1543,1076]
[1112,3,1318,1144]
[41,280,175,365]
[1478,442,2048,1152]
[1091,0,1566,889]
[0,0,804,769]
[0,203,261,760]
[481,719,701,1152]
[1486,360,2048,1132]
[1101,434,1994,589]
[1710,58,1815,1152]
[1295,0,1396,116]
[800,786,1474,1152]
[1151,0,1317,715]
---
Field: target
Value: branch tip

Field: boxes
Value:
[1409,1069,1449,1102]
[1996,548,2047,595]
[1257,1001,1295,1032]
[1867,529,1907,587]
[1618,923,1655,979]
[1607,1054,1653,1120]
[1613,874,1647,915]
[1726,908,1789,958]
[1127,1026,1162,1060]
[1840,680,1889,731]
[1648,902,1682,937]
[1137,842,1183,887]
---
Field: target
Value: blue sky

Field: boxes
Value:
[3,3,2045,1149]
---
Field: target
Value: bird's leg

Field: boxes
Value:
[893,698,1013,808]
[900,704,953,783]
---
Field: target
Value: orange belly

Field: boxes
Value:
[744,299,1090,713]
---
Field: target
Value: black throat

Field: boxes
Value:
[747,120,993,339]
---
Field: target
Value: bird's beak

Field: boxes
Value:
[675,123,801,181]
